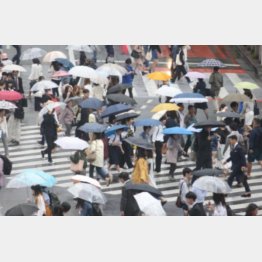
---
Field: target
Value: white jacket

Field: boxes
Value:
[28,64,43,81]
[90,139,104,167]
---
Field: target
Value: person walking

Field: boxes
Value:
[209,66,223,110]
[12,45,21,65]
[31,185,46,216]
[0,110,9,157]
[28,58,43,98]
[149,45,161,72]
[185,191,206,216]
[122,58,135,98]
[75,198,94,216]
[59,100,75,136]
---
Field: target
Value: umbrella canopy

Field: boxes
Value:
[170,93,208,103]
[134,118,161,127]
[5,203,39,216]
[2,64,26,72]
[0,90,23,101]
[198,59,226,68]
[147,72,171,81]
[125,182,163,197]
[43,51,67,63]
[216,111,241,118]
[71,175,101,189]
[97,63,127,75]
[235,81,259,90]
[55,58,74,70]
[163,127,193,135]
[194,120,225,128]
[115,111,140,122]
[221,93,252,103]
[151,110,167,120]
[101,104,133,118]
[21,48,47,61]
[124,136,154,150]
[52,70,71,78]
[55,137,89,150]
[68,183,106,204]
[155,85,182,97]
[39,102,66,118]
[193,176,231,194]
[185,71,207,79]
[64,96,83,106]
[105,125,128,137]
[192,168,224,177]
[186,123,202,133]
[69,65,97,79]
[6,169,56,188]
[79,123,108,133]
[106,94,137,105]
[0,101,17,110]
[96,67,122,80]
[67,45,93,53]
[31,80,58,92]
[79,97,103,110]
[151,103,180,113]
[91,71,109,85]
[107,84,132,94]
[134,192,166,216]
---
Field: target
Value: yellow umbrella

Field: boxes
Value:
[235,81,259,90]
[151,103,180,113]
[147,72,171,81]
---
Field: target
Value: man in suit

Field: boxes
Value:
[224,135,251,197]
[12,70,24,94]
[12,45,21,65]
[186,191,206,216]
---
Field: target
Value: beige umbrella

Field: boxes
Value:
[2,64,26,72]
[43,51,67,63]
[221,93,252,103]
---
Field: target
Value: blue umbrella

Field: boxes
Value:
[101,104,133,118]
[198,59,226,68]
[134,118,161,127]
[105,125,128,137]
[163,127,193,135]
[55,58,74,70]
[79,123,108,133]
[80,98,103,110]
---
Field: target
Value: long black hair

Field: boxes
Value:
[213,193,226,207]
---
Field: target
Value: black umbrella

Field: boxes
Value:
[216,112,241,118]
[5,203,38,216]
[194,120,225,128]
[124,136,154,150]
[125,183,162,197]
[106,94,137,105]
[101,104,133,118]
[115,112,140,122]
[193,168,224,177]
[107,84,132,94]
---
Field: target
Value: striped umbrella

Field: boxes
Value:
[198,59,226,68]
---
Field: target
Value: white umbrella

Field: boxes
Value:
[186,123,202,133]
[97,63,127,76]
[21,48,47,60]
[31,80,58,92]
[71,175,101,189]
[43,51,67,63]
[170,93,208,103]
[155,85,182,97]
[152,110,167,120]
[39,102,66,119]
[134,192,166,216]
[67,45,93,53]
[185,71,207,79]
[91,71,109,85]
[193,176,231,194]
[68,183,106,204]
[0,101,17,110]
[2,64,26,72]
[68,66,97,79]
[55,137,89,151]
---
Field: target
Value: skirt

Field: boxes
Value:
[109,146,123,165]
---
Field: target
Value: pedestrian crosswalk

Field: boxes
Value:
[2,123,262,216]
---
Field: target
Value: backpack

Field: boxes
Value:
[48,191,61,212]
[0,155,12,175]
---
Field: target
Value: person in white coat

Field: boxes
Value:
[28,58,43,96]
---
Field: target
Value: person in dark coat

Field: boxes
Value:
[186,191,206,216]
[224,135,251,197]
[12,45,21,65]
[194,127,212,170]
[41,110,58,164]
[12,70,24,94]
[52,202,71,216]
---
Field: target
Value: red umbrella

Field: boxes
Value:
[0,91,23,101]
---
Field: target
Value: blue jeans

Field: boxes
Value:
[81,201,93,216]
[89,165,108,179]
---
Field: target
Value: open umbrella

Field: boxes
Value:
[185,71,207,79]
[147,72,171,81]
[155,85,182,97]
[0,101,17,110]
[193,176,231,194]
[134,118,161,127]
[55,137,89,150]
[39,102,66,119]
[163,127,193,135]
[79,97,103,110]
[235,81,259,90]
[0,90,23,101]
[115,111,140,122]
[170,93,208,103]
[216,112,241,118]
[101,104,133,118]
[68,183,106,204]
[43,51,67,63]
[192,169,224,177]
[5,203,39,216]
[125,182,162,197]
[31,80,58,92]
[194,120,225,128]
[21,48,47,61]
[96,67,122,80]
[124,136,154,150]
[151,110,167,120]
[91,71,109,85]
[198,59,226,68]
[2,64,26,72]
[134,192,166,216]
[64,96,83,106]
[69,66,97,79]
[221,93,251,103]
[107,84,132,94]
[97,63,127,75]
[71,175,101,189]
[52,70,71,78]
[79,123,108,133]
[151,103,180,112]
[106,94,137,105]
[67,45,93,53]
[55,58,74,70]
[186,123,202,133]
[105,125,128,137]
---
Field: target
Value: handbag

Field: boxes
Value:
[85,143,96,163]
[145,51,152,61]
[70,159,85,173]
[175,182,184,208]
[21,98,28,108]
[131,50,140,59]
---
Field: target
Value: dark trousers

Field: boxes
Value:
[120,141,133,169]
[169,163,177,177]
[228,170,250,193]
[43,139,55,162]
[155,141,163,172]
[122,88,133,98]
[12,45,21,65]
[184,135,192,153]
[196,154,212,170]
[172,65,190,83]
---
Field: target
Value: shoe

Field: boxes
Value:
[41,151,45,159]
[236,183,242,188]
[106,174,113,187]
[12,141,19,146]
[38,141,44,146]
[48,160,55,165]
[241,193,251,198]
